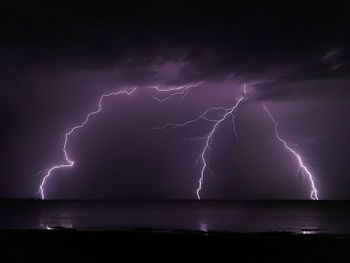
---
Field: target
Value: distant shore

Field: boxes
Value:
[1,229,350,262]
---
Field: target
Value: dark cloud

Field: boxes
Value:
[1,2,350,89]
[2,1,350,199]
[251,46,350,100]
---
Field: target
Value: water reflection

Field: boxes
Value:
[1,200,348,234]
[296,213,322,234]
[39,216,73,230]
[199,222,208,233]
[301,230,317,234]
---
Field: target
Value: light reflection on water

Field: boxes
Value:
[1,200,350,234]
[199,222,208,233]
[39,217,73,230]
[301,230,317,235]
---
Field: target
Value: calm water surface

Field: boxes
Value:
[1,200,350,234]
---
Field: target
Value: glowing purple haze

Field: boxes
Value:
[38,82,319,200]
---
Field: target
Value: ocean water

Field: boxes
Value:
[1,200,350,234]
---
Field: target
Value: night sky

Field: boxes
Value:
[1,2,350,199]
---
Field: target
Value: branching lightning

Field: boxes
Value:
[38,80,319,201]
[38,81,201,199]
[263,103,319,200]
[152,82,318,200]
[195,97,244,199]
[150,106,229,131]
[152,87,244,199]
[38,88,137,199]
[150,81,204,102]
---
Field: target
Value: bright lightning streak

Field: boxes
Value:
[38,81,318,200]
[151,106,229,131]
[196,97,244,199]
[151,81,204,102]
[38,88,137,200]
[153,95,244,199]
[263,103,319,200]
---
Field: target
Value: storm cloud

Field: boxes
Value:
[1,2,350,199]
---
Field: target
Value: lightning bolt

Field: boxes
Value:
[151,106,229,131]
[150,81,204,102]
[196,97,244,199]
[38,88,137,199]
[263,103,319,200]
[153,93,244,199]
[38,81,318,201]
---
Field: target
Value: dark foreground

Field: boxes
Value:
[1,230,350,262]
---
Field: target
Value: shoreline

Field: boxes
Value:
[1,229,350,262]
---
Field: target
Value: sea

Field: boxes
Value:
[1,200,350,234]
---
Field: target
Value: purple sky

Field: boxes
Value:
[1,2,350,199]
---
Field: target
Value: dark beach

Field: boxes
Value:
[1,229,350,262]
[2,200,350,261]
